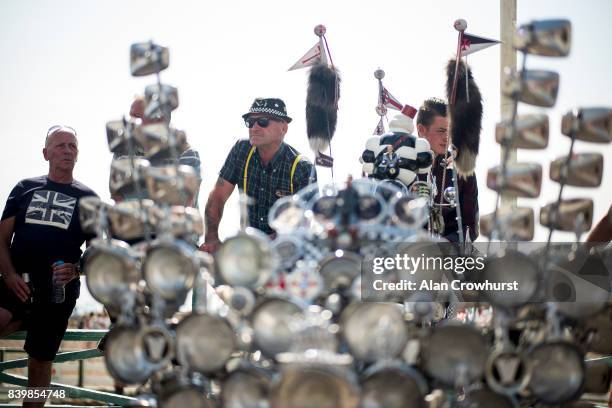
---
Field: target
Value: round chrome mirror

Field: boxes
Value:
[143,238,198,300]
[360,361,428,408]
[175,312,235,373]
[216,228,278,288]
[485,348,531,396]
[480,249,539,308]
[318,250,362,290]
[268,195,307,234]
[272,235,304,269]
[421,323,487,386]
[527,341,585,404]
[270,366,360,408]
[389,194,429,229]
[341,302,408,362]
[251,298,303,358]
[221,365,271,408]
[83,239,139,308]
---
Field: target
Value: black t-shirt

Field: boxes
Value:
[1,176,98,296]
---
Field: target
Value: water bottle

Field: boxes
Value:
[23,272,34,304]
[52,260,65,303]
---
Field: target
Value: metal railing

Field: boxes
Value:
[0,329,136,407]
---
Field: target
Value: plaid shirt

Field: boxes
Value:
[417,154,479,242]
[219,139,317,234]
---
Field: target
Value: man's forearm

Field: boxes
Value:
[204,197,224,241]
[0,239,16,278]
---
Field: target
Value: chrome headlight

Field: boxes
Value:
[270,366,360,408]
[143,238,198,300]
[421,323,487,386]
[105,324,172,385]
[83,239,139,308]
[145,165,199,206]
[389,194,428,229]
[479,249,539,308]
[251,298,303,358]
[527,341,585,404]
[216,228,277,288]
[175,313,235,373]
[221,365,271,408]
[341,302,407,363]
[156,374,213,408]
[317,250,361,290]
[360,361,428,408]
[268,195,307,234]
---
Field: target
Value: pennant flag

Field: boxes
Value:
[289,42,323,71]
[460,33,500,57]
[373,117,385,135]
[381,87,403,111]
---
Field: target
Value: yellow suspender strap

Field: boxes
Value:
[243,147,301,195]
[290,154,302,194]
[243,146,256,194]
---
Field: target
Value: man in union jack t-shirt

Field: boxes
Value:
[0,125,97,405]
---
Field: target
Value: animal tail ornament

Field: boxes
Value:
[306,62,341,152]
[446,58,482,176]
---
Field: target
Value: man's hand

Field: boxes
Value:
[52,263,78,285]
[199,239,221,254]
[2,271,29,303]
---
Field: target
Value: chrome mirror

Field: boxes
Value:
[270,366,360,408]
[495,114,549,149]
[79,196,108,235]
[133,124,188,161]
[561,108,612,143]
[480,207,534,241]
[514,19,571,57]
[149,205,203,237]
[540,198,593,232]
[503,69,559,107]
[106,119,141,154]
[317,250,362,290]
[360,362,428,408]
[175,313,235,373]
[109,157,150,199]
[550,153,603,187]
[108,200,154,241]
[130,42,169,77]
[144,84,178,121]
[527,341,585,404]
[145,165,199,206]
[421,323,487,386]
[222,365,271,408]
[487,163,542,198]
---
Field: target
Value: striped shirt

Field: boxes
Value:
[219,139,317,234]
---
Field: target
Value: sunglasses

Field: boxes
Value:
[46,125,77,138]
[245,117,281,129]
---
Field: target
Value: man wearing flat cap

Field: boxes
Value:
[201,97,316,252]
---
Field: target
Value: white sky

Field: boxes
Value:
[1,0,611,243]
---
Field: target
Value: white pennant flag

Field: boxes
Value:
[288,39,326,71]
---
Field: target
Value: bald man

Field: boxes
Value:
[0,125,97,408]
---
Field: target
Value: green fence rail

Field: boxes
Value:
[0,329,136,407]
